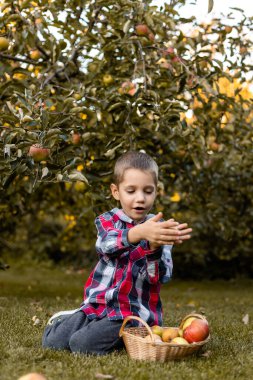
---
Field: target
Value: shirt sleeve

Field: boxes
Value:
[95,214,132,256]
[144,245,173,284]
[158,244,173,283]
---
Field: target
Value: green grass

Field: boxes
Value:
[1,261,253,380]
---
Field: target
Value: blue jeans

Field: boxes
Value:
[42,311,124,355]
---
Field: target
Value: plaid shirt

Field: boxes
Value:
[81,208,173,326]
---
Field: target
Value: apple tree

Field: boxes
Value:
[0,0,252,277]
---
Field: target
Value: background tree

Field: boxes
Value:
[0,0,252,277]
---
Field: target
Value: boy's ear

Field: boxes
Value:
[110,183,120,200]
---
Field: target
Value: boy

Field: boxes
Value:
[42,151,192,355]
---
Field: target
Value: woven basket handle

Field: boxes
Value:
[119,315,154,341]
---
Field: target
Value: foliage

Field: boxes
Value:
[0,0,252,276]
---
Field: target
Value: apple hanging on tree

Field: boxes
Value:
[118,81,137,96]
[0,37,9,51]
[29,49,42,60]
[71,132,81,145]
[135,24,155,42]
[28,144,50,162]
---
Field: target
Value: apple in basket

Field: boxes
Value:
[161,327,179,342]
[170,337,189,345]
[151,325,163,337]
[182,317,209,343]
[144,334,162,343]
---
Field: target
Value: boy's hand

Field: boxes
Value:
[128,212,192,249]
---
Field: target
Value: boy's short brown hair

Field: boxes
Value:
[113,151,158,186]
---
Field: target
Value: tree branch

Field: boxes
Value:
[41,6,103,89]
[0,53,42,65]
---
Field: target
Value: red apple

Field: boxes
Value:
[183,318,209,343]
[135,24,150,36]
[28,144,50,162]
[71,133,81,145]
[162,47,176,57]
[171,56,181,63]
[118,81,137,96]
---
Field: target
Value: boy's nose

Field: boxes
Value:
[136,192,145,202]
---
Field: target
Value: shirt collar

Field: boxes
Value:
[112,207,147,225]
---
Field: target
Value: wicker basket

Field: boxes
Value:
[119,314,210,362]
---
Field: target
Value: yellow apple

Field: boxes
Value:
[170,337,189,345]
[151,325,163,337]
[102,74,114,86]
[162,327,179,342]
[30,49,42,60]
[0,37,9,51]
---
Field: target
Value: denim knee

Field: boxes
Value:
[69,332,93,354]
[42,325,70,351]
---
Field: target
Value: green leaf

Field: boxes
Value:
[68,170,89,184]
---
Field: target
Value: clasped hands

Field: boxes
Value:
[146,212,192,250]
[128,212,192,250]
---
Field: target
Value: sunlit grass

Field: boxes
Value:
[1,261,253,380]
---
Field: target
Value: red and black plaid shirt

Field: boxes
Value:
[81,208,173,326]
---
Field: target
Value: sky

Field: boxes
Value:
[152,0,252,22]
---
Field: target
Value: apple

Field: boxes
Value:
[144,334,162,343]
[18,373,47,380]
[0,37,9,51]
[210,142,220,151]
[161,327,179,342]
[183,318,209,343]
[225,26,233,33]
[170,337,189,345]
[182,317,196,330]
[135,24,150,36]
[171,56,181,63]
[71,133,81,145]
[88,62,99,73]
[74,93,82,101]
[28,144,50,162]
[30,49,42,60]
[162,47,176,57]
[102,74,114,86]
[151,325,163,337]
[74,181,87,192]
[240,46,247,55]
[118,81,137,96]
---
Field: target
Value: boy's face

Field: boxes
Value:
[110,168,157,222]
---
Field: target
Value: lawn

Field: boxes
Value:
[1,261,253,380]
